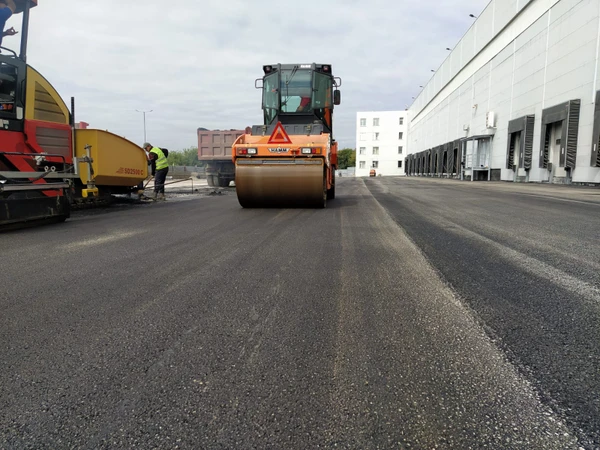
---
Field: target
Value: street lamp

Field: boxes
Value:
[469,14,478,18]
[135,109,153,143]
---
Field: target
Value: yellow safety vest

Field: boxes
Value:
[150,147,168,170]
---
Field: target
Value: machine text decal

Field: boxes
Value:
[116,167,144,175]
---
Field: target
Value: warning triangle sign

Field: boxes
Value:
[267,122,292,144]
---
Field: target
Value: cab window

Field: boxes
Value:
[280,68,312,113]
[0,61,17,116]
[312,72,333,110]
[263,72,279,124]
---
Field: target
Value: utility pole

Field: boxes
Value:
[136,109,153,143]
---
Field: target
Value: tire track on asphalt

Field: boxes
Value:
[328,197,371,448]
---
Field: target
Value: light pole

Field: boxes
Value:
[136,109,153,143]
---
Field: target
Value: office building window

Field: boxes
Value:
[398,131,403,139]
[359,133,368,141]
[372,161,379,168]
[399,117,404,125]
[374,132,379,141]
[372,147,379,155]
[398,161,403,168]
[360,118,366,127]
[359,161,366,169]
[359,147,366,155]
[398,146,403,154]
[373,118,379,126]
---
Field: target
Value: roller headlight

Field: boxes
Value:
[301,147,322,155]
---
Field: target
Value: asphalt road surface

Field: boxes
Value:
[1,177,598,449]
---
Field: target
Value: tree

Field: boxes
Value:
[166,147,204,166]
[337,148,356,170]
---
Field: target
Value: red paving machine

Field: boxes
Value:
[232,63,342,208]
[0,1,148,226]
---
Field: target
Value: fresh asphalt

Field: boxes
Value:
[0,177,598,449]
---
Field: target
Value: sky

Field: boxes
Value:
[3,0,490,151]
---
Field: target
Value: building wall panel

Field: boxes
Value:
[496,0,520,32]
[461,29,476,67]
[475,6,496,54]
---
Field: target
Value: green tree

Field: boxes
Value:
[337,148,356,170]
[166,147,204,166]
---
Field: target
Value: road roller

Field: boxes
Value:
[1,0,148,227]
[232,63,342,208]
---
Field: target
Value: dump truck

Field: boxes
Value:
[198,127,250,187]
[232,63,342,208]
[0,1,148,226]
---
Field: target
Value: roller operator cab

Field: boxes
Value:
[232,63,342,208]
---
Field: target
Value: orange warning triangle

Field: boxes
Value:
[267,122,292,144]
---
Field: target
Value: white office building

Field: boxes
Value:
[355,111,408,177]
[405,0,600,185]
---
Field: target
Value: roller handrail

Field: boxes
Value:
[0,46,18,58]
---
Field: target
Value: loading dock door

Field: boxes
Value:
[462,135,493,181]
[549,122,565,180]
[539,99,580,172]
[509,131,521,180]
[442,144,450,175]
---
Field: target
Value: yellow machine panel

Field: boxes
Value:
[74,130,148,186]
[25,66,70,124]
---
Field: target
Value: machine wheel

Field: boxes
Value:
[320,175,327,208]
[207,175,217,187]
[217,177,231,188]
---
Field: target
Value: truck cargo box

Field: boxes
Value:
[197,128,250,161]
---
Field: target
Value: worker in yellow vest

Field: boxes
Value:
[143,142,169,200]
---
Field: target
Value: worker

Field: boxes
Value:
[296,96,311,112]
[143,142,169,200]
[0,0,17,52]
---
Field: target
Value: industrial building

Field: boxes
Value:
[405,0,600,185]
[355,111,408,177]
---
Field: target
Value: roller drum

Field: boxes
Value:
[235,158,326,208]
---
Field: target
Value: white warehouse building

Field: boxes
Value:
[405,0,600,185]
[355,111,408,177]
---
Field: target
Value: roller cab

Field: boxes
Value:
[233,63,341,208]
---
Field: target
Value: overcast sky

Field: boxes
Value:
[4,0,489,151]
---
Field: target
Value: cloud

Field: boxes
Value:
[2,0,489,151]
